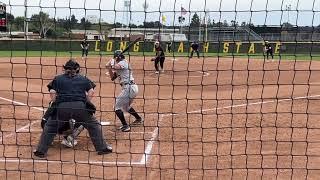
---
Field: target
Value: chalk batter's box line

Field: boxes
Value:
[0,96,156,165]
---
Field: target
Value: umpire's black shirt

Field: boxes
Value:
[47,74,93,103]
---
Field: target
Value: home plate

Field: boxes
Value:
[101,121,111,125]
[171,58,178,61]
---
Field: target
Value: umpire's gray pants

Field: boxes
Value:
[36,101,108,154]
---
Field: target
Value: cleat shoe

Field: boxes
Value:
[33,150,46,158]
[98,144,113,155]
[119,125,131,132]
[155,71,159,74]
[132,118,144,125]
[61,137,78,148]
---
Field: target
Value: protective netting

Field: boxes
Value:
[1,0,320,179]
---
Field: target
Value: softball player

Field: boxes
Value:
[264,41,274,60]
[190,41,200,58]
[106,50,143,132]
[153,41,166,74]
[80,39,89,59]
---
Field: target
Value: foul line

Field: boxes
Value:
[0,96,44,142]
[0,96,44,111]
[139,94,320,164]
[188,94,320,114]
[139,114,164,164]
[147,70,210,77]
[0,158,144,165]
[189,71,210,78]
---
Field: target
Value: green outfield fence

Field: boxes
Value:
[1,40,320,54]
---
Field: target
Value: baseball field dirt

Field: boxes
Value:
[0,56,320,179]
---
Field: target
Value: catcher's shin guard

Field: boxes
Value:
[62,119,84,148]
[68,119,84,139]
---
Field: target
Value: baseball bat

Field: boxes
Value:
[121,37,142,54]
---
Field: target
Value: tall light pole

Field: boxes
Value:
[198,13,201,42]
[142,1,148,27]
[124,0,130,27]
[142,1,148,12]
[205,9,209,42]
[142,1,148,41]
[285,4,291,24]
[24,0,28,38]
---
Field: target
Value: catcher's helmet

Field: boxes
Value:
[63,59,80,73]
[114,50,125,59]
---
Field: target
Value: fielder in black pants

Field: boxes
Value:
[80,39,89,59]
[190,41,200,58]
[264,41,274,60]
[154,41,165,74]
[34,59,112,158]
[166,41,172,53]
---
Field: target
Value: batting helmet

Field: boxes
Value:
[114,50,125,60]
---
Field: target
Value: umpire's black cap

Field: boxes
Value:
[63,59,80,70]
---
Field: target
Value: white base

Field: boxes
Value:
[101,121,111,126]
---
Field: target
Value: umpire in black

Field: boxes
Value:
[34,59,112,158]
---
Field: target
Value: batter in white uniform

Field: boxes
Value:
[106,50,143,132]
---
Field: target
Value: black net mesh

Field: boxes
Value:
[0,0,320,179]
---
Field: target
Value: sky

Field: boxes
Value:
[1,0,320,26]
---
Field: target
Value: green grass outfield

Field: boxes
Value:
[1,51,320,60]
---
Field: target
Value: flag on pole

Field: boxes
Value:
[162,15,167,23]
[181,7,187,16]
